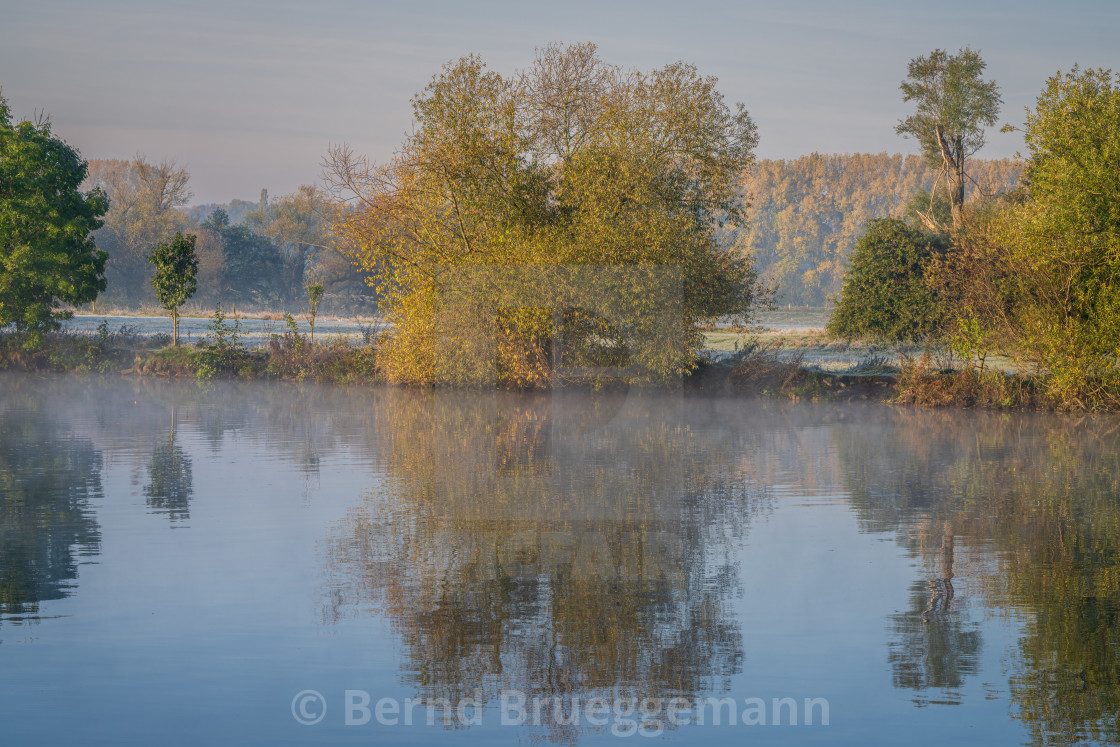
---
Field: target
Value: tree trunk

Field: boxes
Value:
[951,136,966,231]
[172,309,179,346]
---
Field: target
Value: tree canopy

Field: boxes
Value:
[896,48,1002,230]
[326,43,761,386]
[0,93,108,345]
[741,153,1021,305]
[149,231,198,345]
[826,218,947,342]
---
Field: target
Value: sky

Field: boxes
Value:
[2,0,1118,205]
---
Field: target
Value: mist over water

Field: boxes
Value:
[1,373,1117,745]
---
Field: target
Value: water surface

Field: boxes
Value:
[1,373,1117,745]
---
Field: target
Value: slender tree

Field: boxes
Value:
[896,48,1002,231]
[149,232,198,345]
[305,272,324,343]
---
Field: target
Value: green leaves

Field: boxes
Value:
[0,93,107,347]
[148,231,198,344]
[149,232,198,311]
[827,218,947,343]
[896,47,1002,229]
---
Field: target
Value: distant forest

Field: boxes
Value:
[78,153,1021,313]
[740,153,1023,305]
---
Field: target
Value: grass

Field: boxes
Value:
[1,317,384,386]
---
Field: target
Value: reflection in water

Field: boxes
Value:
[839,409,1120,745]
[0,392,102,623]
[4,372,1120,745]
[324,391,768,740]
[144,408,194,521]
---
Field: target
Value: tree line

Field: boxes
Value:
[5,45,1119,405]
[80,158,375,313]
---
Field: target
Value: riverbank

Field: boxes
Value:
[0,323,1061,411]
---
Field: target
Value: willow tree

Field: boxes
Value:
[896,48,1002,231]
[326,43,760,387]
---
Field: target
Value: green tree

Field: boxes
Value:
[0,93,108,347]
[896,48,1002,231]
[827,218,947,342]
[305,273,324,343]
[201,208,286,308]
[326,43,760,386]
[149,231,198,345]
[999,66,1120,407]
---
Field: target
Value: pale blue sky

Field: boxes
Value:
[2,0,1117,203]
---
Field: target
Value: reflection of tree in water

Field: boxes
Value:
[324,391,767,740]
[0,394,102,622]
[839,408,1120,744]
[144,407,194,521]
[145,442,193,521]
[886,523,981,705]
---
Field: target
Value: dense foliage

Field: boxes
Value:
[0,94,108,346]
[827,218,947,342]
[326,43,762,386]
[81,164,374,313]
[900,66,1120,409]
[979,68,1120,407]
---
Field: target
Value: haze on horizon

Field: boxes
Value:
[2,0,1117,205]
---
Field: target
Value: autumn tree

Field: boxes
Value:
[326,43,760,386]
[0,92,108,346]
[896,48,1002,231]
[149,232,198,345]
[84,157,191,305]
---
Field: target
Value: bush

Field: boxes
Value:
[827,218,948,342]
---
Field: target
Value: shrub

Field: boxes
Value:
[827,218,948,342]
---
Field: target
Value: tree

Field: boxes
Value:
[149,232,198,345]
[827,218,947,342]
[896,48,1002,231]
[325,43,760,386]
[201,208,286,308]
[305,272,324,343]
[245,184,338,299]
[0,92,108,347]
[84,157,191,305]
[998,66,1120,407]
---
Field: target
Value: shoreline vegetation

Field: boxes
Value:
[0,310,1049,411]
[4,49,1118,411]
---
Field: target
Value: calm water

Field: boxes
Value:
[1,373,1118,746]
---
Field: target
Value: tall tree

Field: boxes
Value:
[149,232,198,345]
[896,48,1002,231]
[0,92,108,347]
[201,209,286,308]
